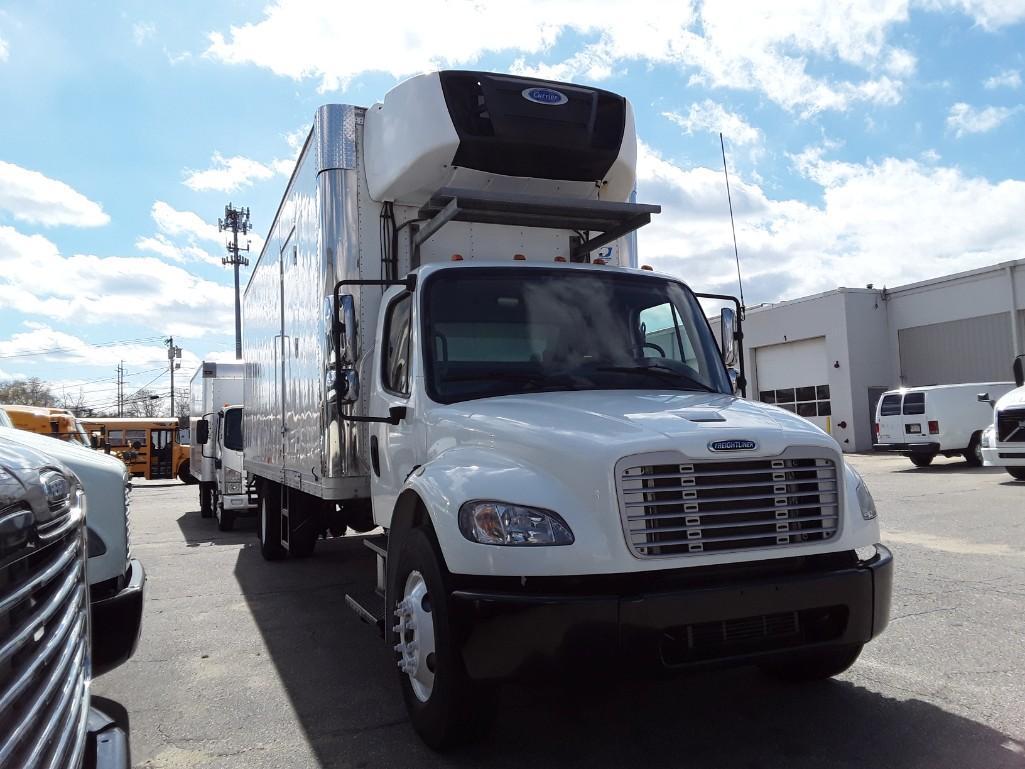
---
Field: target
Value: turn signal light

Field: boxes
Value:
[554,256,567,262]
[874,422,879,436]
[641,264,653,271]
[513,253,526,261]
[451,254,464,261]
[928,420,940,434]
[593,258,607,265]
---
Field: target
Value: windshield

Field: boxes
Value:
[223,408,243,452]
[0,410,12,429]
[422,268,731,404]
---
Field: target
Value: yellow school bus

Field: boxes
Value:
[1,404,93,447]
[81,417,194,482]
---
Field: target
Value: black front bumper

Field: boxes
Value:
[450,546,893,681]
[91,559,145,677]
[874,442,939,454]
[84,699,131,769]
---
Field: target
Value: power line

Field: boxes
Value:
[0,335,166,360]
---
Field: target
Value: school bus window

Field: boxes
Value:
[126,430,147,447]
[107,430,124,446]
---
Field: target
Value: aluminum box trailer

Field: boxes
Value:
[189,360,255,528]
[244,70,892,749]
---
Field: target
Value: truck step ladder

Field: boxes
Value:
[343,535,388,637]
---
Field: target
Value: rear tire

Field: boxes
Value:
[1008,467,1025,481]
[909,454,934,467]
[390,527,488,749]
[759,643,863,682]
[964,433,983,467]
[177,461,196,484]
[258,481,286,561]
[199,483,213,518]
[287,493,320,558]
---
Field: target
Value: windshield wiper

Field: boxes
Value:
[441,371,581,391]
[593,364,718,393]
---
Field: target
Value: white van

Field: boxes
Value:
[874,382,1015,467]
[980,355,1025,481]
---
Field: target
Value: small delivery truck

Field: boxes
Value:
[980,355,1025,481]
[189,361,256,529]
[243,70,892,748]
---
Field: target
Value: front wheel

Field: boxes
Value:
[758,643,863,682]
[964,433,983,467]
[199,483,213,519]
[909,454,934,467]
[1008,467,1025,481]
[216,497,236,532]
[390,527,488,749]
[177,461,196,484]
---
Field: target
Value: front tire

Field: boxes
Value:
[390,527,486,749]
[759,643,863,682]
[909,454,934,467]
[258,481,286,561]
[177,461,196,484]
[964,433,983,467]
[216,497,236,532]
[1008,467,1025,481]
[199,483,213,518]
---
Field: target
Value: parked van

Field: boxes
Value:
[874,382,1015,467]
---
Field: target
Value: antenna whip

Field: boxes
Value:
[720,132,746,318]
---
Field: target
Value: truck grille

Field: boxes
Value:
[0,507,90,769]
[616,450,841,558]
[996,408,1025,443]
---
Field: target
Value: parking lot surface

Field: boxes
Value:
[95,453,1025,768]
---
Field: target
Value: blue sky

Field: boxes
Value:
[1,1,1024,413]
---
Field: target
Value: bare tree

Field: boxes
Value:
[0,378,57,407]
[59,389,89,416]
[174,387,190,425]
[125,388,162,418]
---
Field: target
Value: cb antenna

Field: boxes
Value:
[720,132,746,318]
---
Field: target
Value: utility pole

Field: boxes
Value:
[219,203,251,360]
[117,361,123,417]
[166,337,182,418]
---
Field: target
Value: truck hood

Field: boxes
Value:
[428,390,838,464]
[996,386,1025,411]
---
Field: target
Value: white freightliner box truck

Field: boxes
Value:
[980,354,1025,481]
[189,361,255,529]
[243,70,893,748]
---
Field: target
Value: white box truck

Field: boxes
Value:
[981,355,1025,481]
[873,381,1016,467]
[189,361,256,530]
[243,70,892,748]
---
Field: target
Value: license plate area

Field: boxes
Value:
[905,424,921,434]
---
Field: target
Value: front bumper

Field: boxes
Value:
[90,559,145,676]
[450,546,893,681]
[223,493,257,511]
[84,699,131,769]
[982,445,1025,466]
[874,441,939,455]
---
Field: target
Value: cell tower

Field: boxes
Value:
[219,203,251,360]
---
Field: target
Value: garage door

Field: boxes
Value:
[898,313,1012,386]
[755,337,832,432]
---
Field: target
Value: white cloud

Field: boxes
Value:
[132,21,155,46]
[983,69,1022,90]
[183,152,283,192]
[150,200,222,244]
[635,141,1025,303]
[0,34,8,63]
[0,160,109,227]
[135,234,223,267]
[946,102,1022,137]
[145,201,263,265]
[204,1,922,114]
[916,0,1025,30]
[663,100,762,148]
[0,225,235,337]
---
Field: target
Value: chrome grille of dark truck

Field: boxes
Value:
[617,451,841,558]
[996,408,1025,443]
[0,524,90,768]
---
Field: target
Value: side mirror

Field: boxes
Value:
[196,419,209,445]
[89,435,99,449]
[338,294,358,365]
[340,369,360,405]
[1015,355,1025,388]
[977,392,993,405]
[720,307,738,367]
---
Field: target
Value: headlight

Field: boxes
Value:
[225,468,242,483]
[458,501,574,546]
[982,426,995,448]
[847,465,877,520]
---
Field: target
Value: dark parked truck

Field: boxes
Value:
[244,70,893,748]
[0,438,132,768]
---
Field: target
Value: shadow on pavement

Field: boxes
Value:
[896,463,1004,475]
[175,510,257,548]
[233,536,1024,769]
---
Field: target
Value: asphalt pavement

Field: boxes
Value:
[94,453,1025,768]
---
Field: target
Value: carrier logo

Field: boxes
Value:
[708,439,758,452]
[522,87,569,105]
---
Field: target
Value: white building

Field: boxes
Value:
[735,258,1025,452]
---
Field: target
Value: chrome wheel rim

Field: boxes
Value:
[394,570,436,702]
